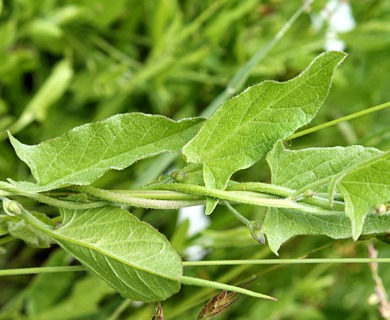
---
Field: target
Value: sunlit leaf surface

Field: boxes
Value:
[183,51,346,214]
[335,151,390,239]
[9,114,203,191]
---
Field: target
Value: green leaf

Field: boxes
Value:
[182,51,346,212]
[35,207,183,302]
[332,151,390,240]
[9,113,204,192]
[263,207,390,255]
[50,206,182,302]
[267,141,381,193]
[265,143,387,251]
[3,206,54,248]
[7,217,53,248]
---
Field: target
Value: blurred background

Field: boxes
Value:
[0,0,390,319]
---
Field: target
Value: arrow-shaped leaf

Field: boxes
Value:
[183,51,346,213]
[263,207,390,255]
[267,141,381,193]
[332,151,390,240]
[9,113,204,192]
[264,143,387,252]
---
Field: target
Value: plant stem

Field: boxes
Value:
[227,181,293,197]
[74,182,342,214]
[225,202,266,244]
[227,182,345,210]
[2,178,344,213]
[109,190,202,201]
[287,100,390,140]
[183,258,390,266]
[0,265,85,276]
[72,185,204,209]
[154,183,341,215]
[3,257,390,276]
[180,275,276,301]
[0,181,108,209]
[224,202,251,226]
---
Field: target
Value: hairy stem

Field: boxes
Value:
[0,181,108,209]
[72,185,204,209]
[151,183,342,215]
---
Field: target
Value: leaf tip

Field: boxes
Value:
[352,223,364,241]
[205,198,218,215]
[7,130,17,145]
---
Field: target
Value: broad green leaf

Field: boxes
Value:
[267,141,381,193]
[9,113,204,192]
[49,206,183,302]
[19,205,183,302]
[333,151,390,240]
[265,143,387,251]
[263,207,390,255]
[182,51,346,213]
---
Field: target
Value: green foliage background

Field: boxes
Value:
[0,0,390,319]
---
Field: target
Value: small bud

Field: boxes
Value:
[2,198,23,216]
[303,189,316,198]
[249,221,266,245]
[375,204,387,215]
[375,204,389,216]
[170,169,186,182]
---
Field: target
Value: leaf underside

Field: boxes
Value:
[263,207,390,254]
[265,144,389,253]
[51,206,182,302]
[267,141,381,193]
[9,113,204,192]
[336,151,390,239]
[183,51,347,194]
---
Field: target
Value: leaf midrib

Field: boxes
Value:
[53,229,180,281]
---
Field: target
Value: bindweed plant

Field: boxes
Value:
[1,1,390,319]
[1,50,390,318]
